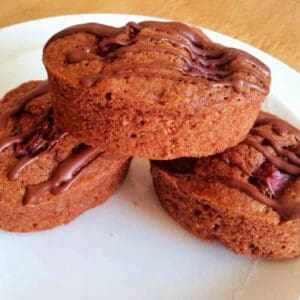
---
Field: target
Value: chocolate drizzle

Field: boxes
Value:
[0,109,67,182]
[206,174,299,220]
[66,47,100,64]
[46,23,122,46]
[251,128,300,166]
[160,113,299,220]
[244,114,300,176]
[0,135,23,153]
[8,156,39,180]
[218,176,279,210]
[24,145,102,205]
[255,116,300,137]
[46,21,270,94]
[223,113,300,219]
[0,81,102,205]
[14,109,66,158]
[245,136,300,175]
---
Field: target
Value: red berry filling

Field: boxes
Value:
[252,162,292,198]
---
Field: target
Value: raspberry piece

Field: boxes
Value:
[254,162,292,197]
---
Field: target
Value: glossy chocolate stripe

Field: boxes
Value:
[252,128,300,166]
[226,48,270,76]
[98,35,134,49]
[215,176,299,220]
[46,21,269,94]
[218,176,279,211]
[214,113,300,220]
[45,23,122,46]
[0,135,23,153]
[103,33,269,78]
[107,45,229,77]
[8,156,39,180]
[255,116,300,137]
[1,81,104,205]
[130,21,207,46]
[105,45,267,92]
[135,33,223,59]
[245,137,300,175]
[66,48,101,64]
[24,145,103,205]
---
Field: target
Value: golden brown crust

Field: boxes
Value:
[0,81,131,232]
[43,22,270,159]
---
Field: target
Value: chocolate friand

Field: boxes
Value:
[151,112,300,259]
[0,81,130,232]
[43,20,271,159]
[221,113,300,220]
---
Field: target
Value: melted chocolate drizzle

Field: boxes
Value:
[14,109,66,158]
[46,21,270,94]
[24,145,102,205]
[0,135,23,153]
[0,81,102,205]
[0,109,67,182]
[66,47,100,64]
[8,156,39,180]
[164,113,299,220]
[218,176,279,210]
[244,114,300,176]
[245,136,300,175]
[224,113,300,219]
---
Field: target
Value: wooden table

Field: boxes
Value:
[1,0,300,71]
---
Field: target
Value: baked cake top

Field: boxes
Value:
[153,112,300,221]
[44,21,271,106]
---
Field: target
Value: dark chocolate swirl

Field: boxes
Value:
[46,21,270,94]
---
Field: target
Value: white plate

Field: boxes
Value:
[0,14,299,300]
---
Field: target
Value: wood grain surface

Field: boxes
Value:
[1,0,299,71]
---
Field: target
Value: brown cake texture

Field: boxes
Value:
[151,112,300,259]
[0,81,131,232]
[43,21,271,159]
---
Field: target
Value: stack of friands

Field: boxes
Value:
[1,20,299,259]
